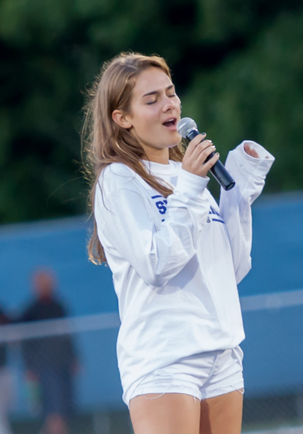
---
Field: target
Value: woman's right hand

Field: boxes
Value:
[182,133,220,178]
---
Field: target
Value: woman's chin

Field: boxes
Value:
[169,139,182,148]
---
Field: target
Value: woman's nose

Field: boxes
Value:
[162,96,176,111]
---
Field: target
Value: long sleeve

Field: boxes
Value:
[219,141,275,283]
[95,164,211,288]
[99,161,249,403]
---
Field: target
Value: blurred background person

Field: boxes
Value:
[0,304,14,434]
[18,269,78,434]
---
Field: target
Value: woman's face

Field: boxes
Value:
[126,67,181,163]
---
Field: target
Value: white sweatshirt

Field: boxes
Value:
[94,141,274,404]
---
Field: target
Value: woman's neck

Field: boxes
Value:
[142,148,169,164]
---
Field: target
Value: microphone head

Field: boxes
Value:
[177,117,197,138]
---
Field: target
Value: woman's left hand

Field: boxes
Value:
[244,143,259,158]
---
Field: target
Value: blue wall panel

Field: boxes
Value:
[1,191,303,410]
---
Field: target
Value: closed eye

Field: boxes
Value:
[146,92,177,105]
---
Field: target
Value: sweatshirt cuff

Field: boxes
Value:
[175,168,209,197]
[236,141,275,176]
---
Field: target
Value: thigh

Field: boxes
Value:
[129,393,201,434]
[200,390,243,434]
[0,368,13,409]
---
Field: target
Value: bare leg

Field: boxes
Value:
[43,413,68,434]
[129,393,201,434]
[200,390,243,434]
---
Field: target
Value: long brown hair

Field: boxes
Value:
[82,52,184,264]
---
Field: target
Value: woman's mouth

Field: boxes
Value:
[162,118,177,130]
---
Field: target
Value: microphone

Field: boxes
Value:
[177,117,235,191]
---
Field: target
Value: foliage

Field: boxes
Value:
[182,10,303,193]
[0,0,302,222]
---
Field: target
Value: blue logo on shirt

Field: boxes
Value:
[151,196,224,224]
[151,195,167,221]
[208,206,224,224]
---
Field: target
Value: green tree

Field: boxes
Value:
[0,0,302,223]
[182,9,303,193]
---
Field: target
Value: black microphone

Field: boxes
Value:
[177,117,235,191]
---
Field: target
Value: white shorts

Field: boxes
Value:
[128,346,244,406]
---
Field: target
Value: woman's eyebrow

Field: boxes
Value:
[142,84,175,98]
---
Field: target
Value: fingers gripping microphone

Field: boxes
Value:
[177,117,235,191]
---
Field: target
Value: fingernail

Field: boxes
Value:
[202,132,206,136]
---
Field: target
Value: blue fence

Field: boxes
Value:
[1,191,303,413]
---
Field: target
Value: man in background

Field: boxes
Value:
[19,269,78,434]
[0,305,13,434]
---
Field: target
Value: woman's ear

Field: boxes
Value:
[112,110,132,129]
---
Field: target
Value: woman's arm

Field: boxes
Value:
[219,141,275,284]
[95,165,211,287]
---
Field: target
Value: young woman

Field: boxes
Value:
[83,52,274,434]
